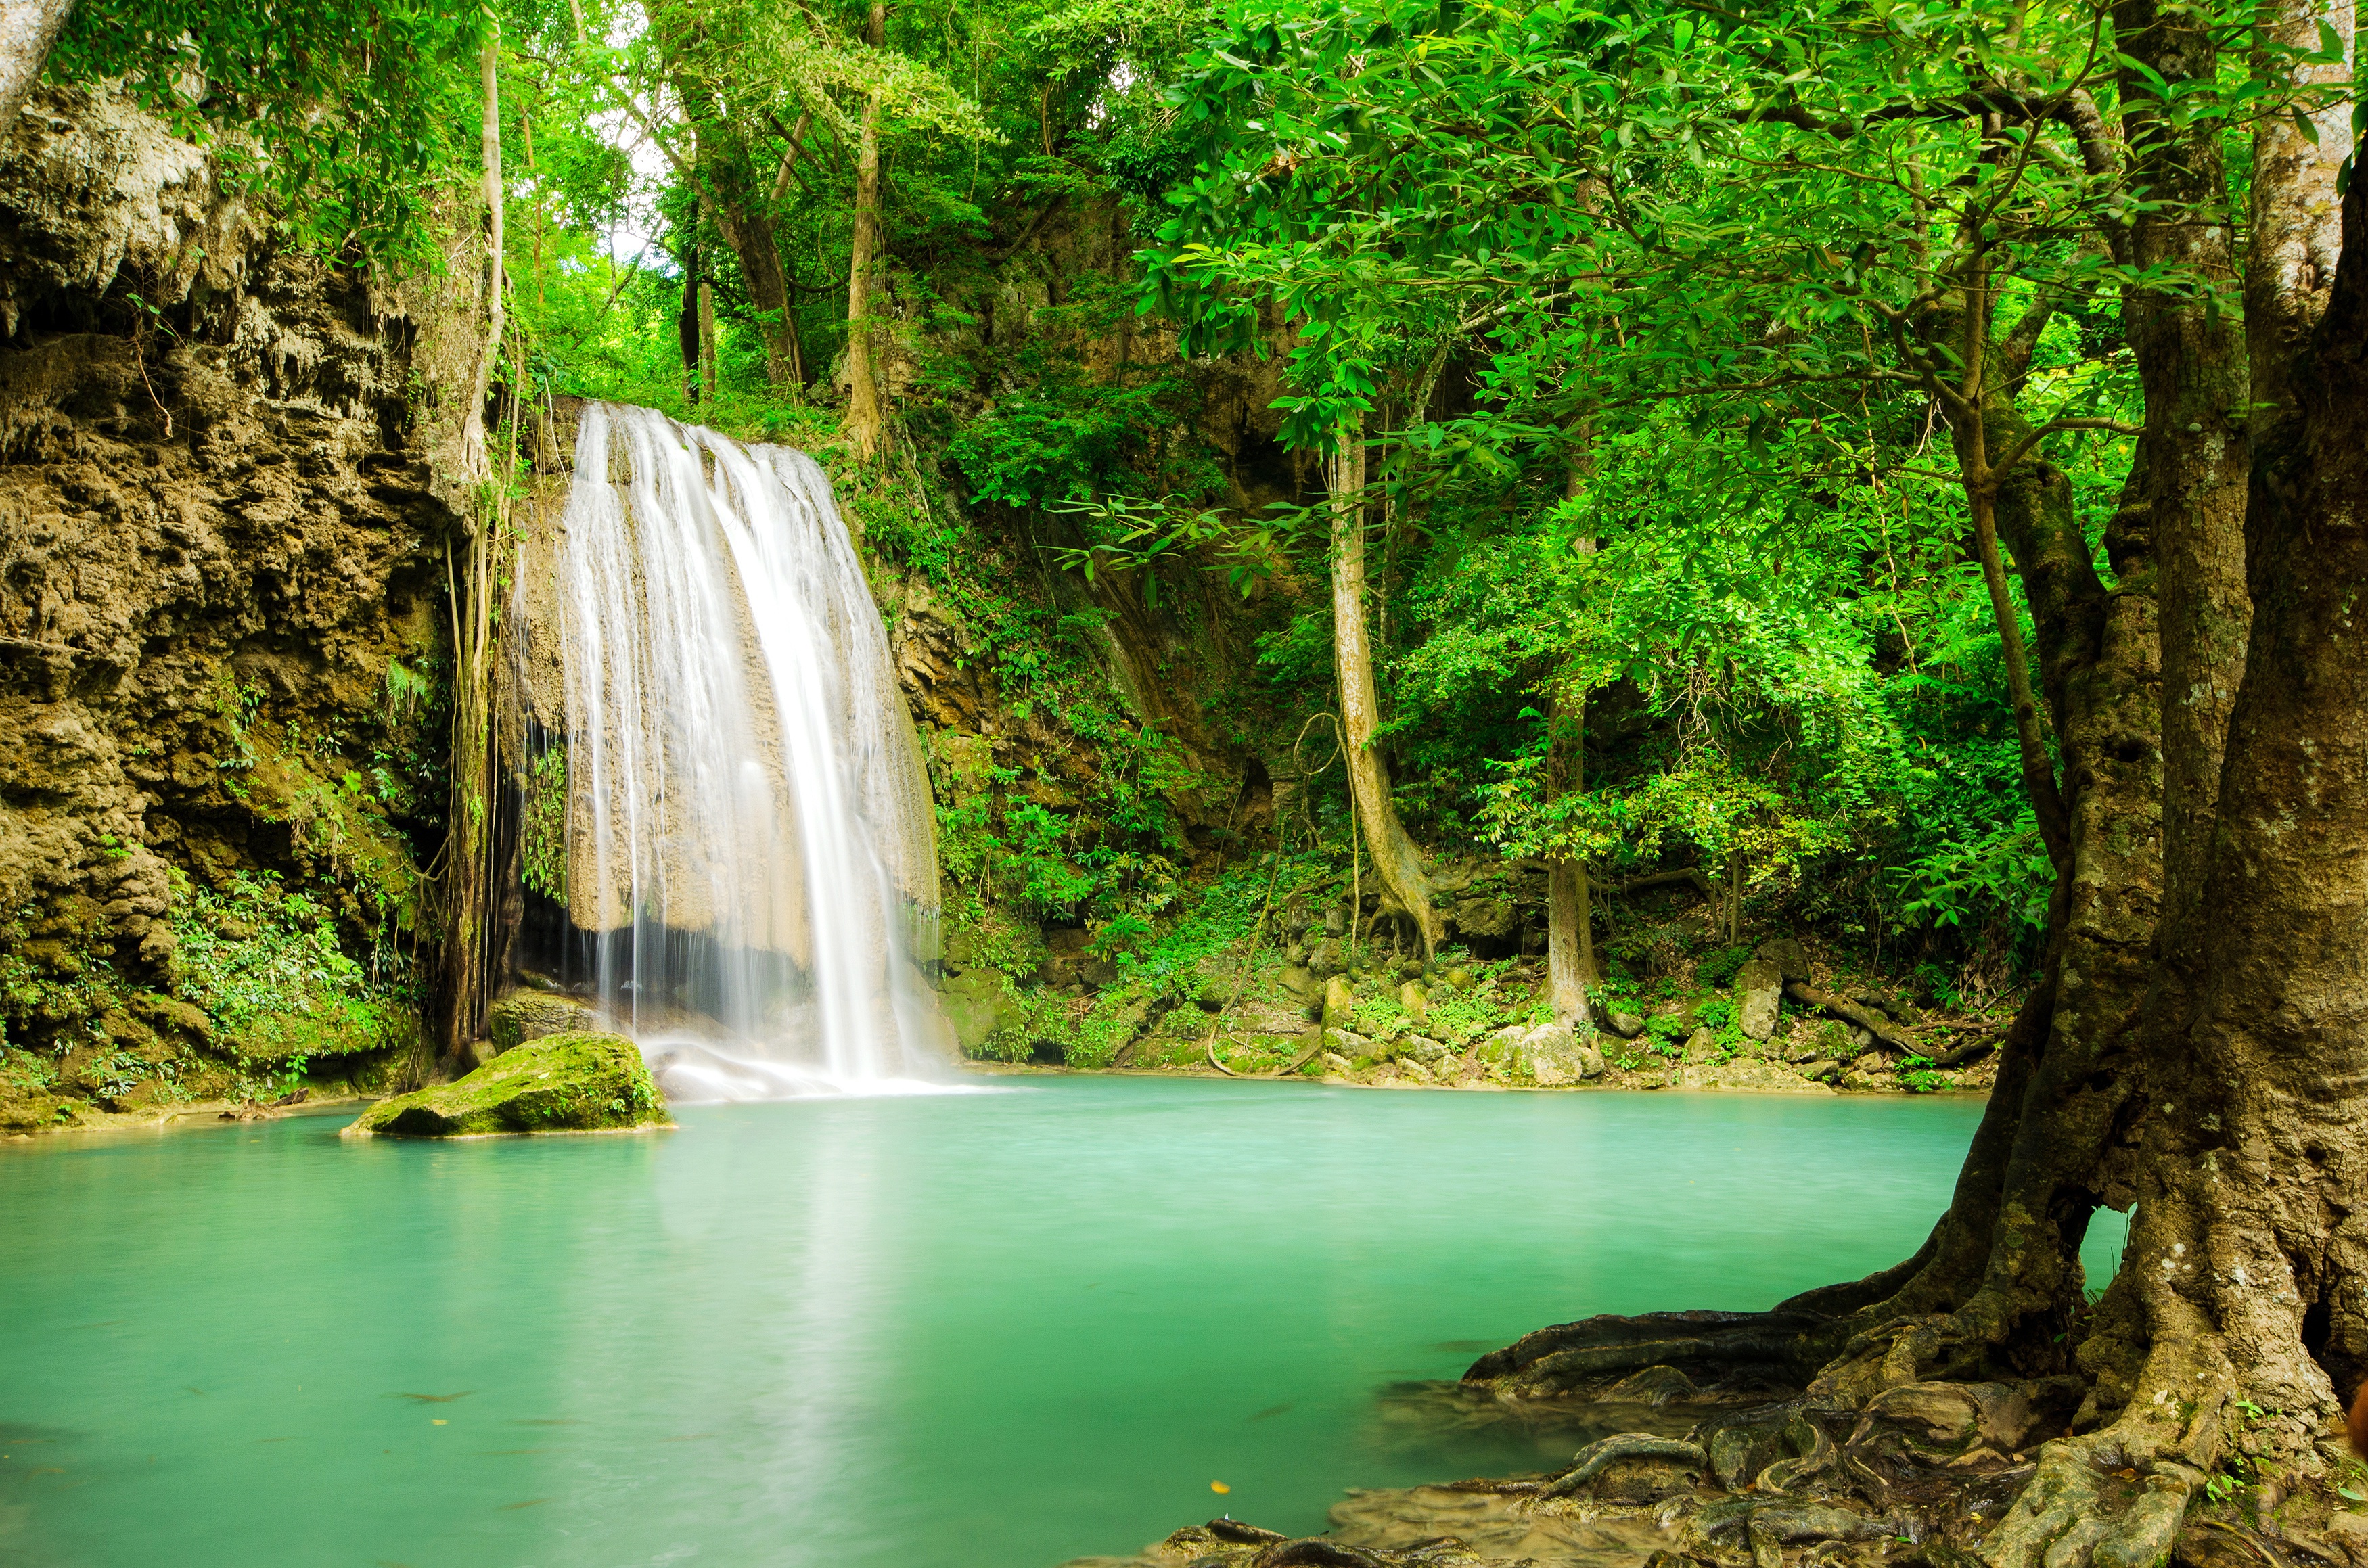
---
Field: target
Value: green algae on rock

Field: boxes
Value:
[342,1034,668,1139]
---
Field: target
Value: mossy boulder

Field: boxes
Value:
[342,1032,668,1138]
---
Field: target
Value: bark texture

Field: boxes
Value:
[1325,419,1440,961]
[1543,687,1592,1030]
[1986,92,2368,1568]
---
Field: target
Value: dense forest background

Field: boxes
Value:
[451,0,2076,1030]
[0,0,2322,1097]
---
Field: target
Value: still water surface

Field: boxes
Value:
[1,1078,2116,1567]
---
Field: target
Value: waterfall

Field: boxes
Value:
[538,402,948,1099]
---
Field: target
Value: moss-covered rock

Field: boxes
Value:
[342,1032,668,1138]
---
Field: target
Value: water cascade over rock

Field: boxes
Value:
[522,402,947,1099]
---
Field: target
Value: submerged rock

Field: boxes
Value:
[342,1033,668,1138]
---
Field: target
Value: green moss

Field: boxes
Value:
[344,1032,668,1138]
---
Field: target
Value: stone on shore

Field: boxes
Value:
[1735,957,1785,1040]
[343,1032,669,1138]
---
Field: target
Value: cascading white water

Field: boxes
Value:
[545,402,949,1099]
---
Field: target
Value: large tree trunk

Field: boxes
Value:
[718,199,804,389]
[842,1,888,460]
[2116,0,2252,942]
[0,0,74,135]
[1987,89,2367,1568]
[1469,24,2361,1568]
[1326,415,1440,963]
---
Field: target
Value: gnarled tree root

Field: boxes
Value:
[1464,1309,1840,1397]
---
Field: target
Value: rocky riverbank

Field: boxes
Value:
[947,904,2007,1099]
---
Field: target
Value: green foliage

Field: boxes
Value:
[169,870,420,1074]
[949,373,1219,512]
[1695,950,1751,991]
[1897,811,2054,941]
[520,745,570,902]
[1897,1055,1953,1094]
[51,0,490,263]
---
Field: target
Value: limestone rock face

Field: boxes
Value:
[343,1034,668,1138]
[0,82,484,1114]
[1735,958,1785,1040]
[487,992,596,1055]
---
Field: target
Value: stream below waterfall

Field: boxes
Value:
[0,1081,2126,1567]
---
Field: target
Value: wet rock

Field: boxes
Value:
[1735,958,1784,1040]
[1673,1059,1834,1094]
[1755,936,1812,983]
[1324,1028,1371,1059]
[343,1033,668,1138]
[1597,1005,1647,1039]
[1326,1485,1674,1562]
[487,992,595,1055]
[1398,1035,1448,1063]
[1319,1051,1354,1076]
[1306,937,1349,979]
[1398,978,1428,1023]
[1682,1025,1720,1063]
[1785,1018,1857,1063]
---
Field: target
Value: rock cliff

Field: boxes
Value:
[0,84,484,1126]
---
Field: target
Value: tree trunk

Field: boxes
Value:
[677,244,700,403]
[2116,0,2252,948]
[718,200,804,389]
[1987,99,2368,1568]
[457,34,506,484]
[1327,414,1439,963]
[843,0,888,460]
[440,33,505,1071]
[696,273,717,402]
[1471,30,2361,1568]
[1544,686,1591,1031]
[0,0,73,137]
